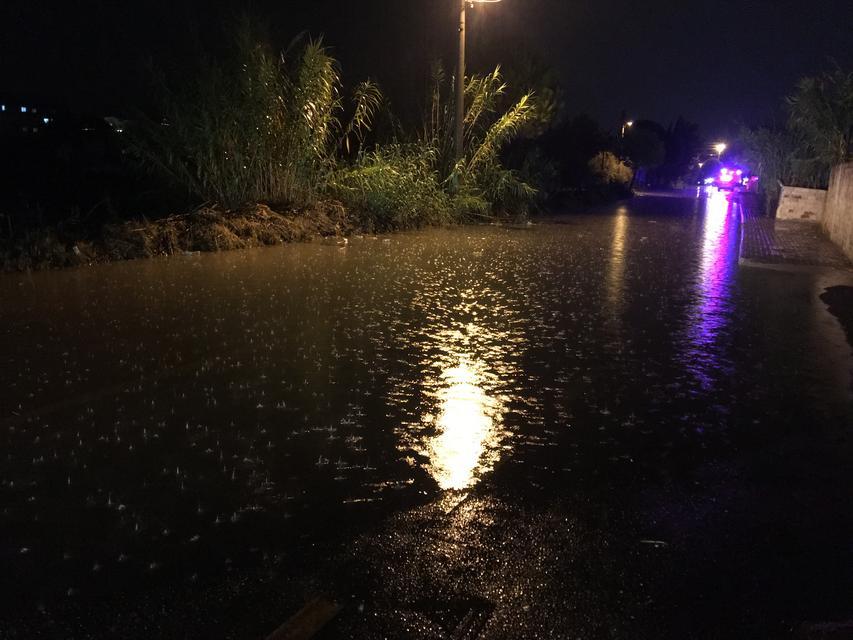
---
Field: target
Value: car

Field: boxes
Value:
[715,167,743,190]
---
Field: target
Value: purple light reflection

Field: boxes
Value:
[685,190,739,389]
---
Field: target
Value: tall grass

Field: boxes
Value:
[134,24,535,225]
[421,65,538,213]
[132,24,379,210]
[329,65,539,226]
[329,144,453,230]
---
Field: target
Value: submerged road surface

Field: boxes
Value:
[1,191,853,638]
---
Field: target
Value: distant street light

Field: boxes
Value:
[714,142,727,158]
[456,0,502,163]
[618,120,634,159]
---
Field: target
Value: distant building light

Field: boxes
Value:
[43,117,50,124]
[1,104,5,112]
[21,106,28,113]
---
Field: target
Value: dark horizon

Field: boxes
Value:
[2,0,852,137]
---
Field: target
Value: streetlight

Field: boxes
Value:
[621,120,634,139]
[456,0,502,162]
[714,142,727,158]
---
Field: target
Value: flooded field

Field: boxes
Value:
[2,192,852,638]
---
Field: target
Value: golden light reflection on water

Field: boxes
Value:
[403,267,522,493]
[425,359,502,490]
[607,207,630,314]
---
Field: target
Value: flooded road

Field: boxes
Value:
[2,191,853,638]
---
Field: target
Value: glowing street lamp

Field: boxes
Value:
[456,0,502,162]
[621,120,634,139]
[714,142,727,158]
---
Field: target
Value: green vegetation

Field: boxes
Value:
[1,22,542,271]
[132,23,537,234]
[623,127,666,173]
[328,65,538,229]
[132,27,380,210]
[421,66,536,211]
[738,65,853,210]
[788,68,853,172]
[588,152,633,189]
[329,144,454,230]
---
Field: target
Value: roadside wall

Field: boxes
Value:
[823,163,853,260]
[776,185,827,221]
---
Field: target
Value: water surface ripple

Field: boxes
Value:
[1,193,849,631]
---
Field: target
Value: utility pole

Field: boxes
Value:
[455,0,467,163]
[454,0,502,163]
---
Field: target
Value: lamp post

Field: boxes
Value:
[618,120,633,159]
[455,0,502,163]
[714,142,727,159]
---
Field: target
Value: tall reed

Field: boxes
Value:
[132,24,379,210]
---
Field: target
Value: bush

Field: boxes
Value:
[329,145,453,230]
[738,65,853,212]
[588,151,633,187]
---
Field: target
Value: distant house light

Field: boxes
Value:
[1,104,5,112]
[43,117,50,124]
[21,106,28,113]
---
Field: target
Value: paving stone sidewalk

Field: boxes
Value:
[739,200,852,269]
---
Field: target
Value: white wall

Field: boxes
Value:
[822,163,853,261]
[776,185,827,221]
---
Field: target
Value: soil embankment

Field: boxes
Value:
[0,201,353,271]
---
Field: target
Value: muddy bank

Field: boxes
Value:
[0,201,353,272]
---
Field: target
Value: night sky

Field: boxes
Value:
[2,0,852,137]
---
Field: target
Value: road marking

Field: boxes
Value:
[265,596,341,640]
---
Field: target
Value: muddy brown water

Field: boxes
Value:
[2,191,852,638]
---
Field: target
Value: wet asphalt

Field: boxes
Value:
[1,191,853,639]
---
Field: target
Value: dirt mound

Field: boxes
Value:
[1,201,352,271]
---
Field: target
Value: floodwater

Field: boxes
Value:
[2,191,853,638]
